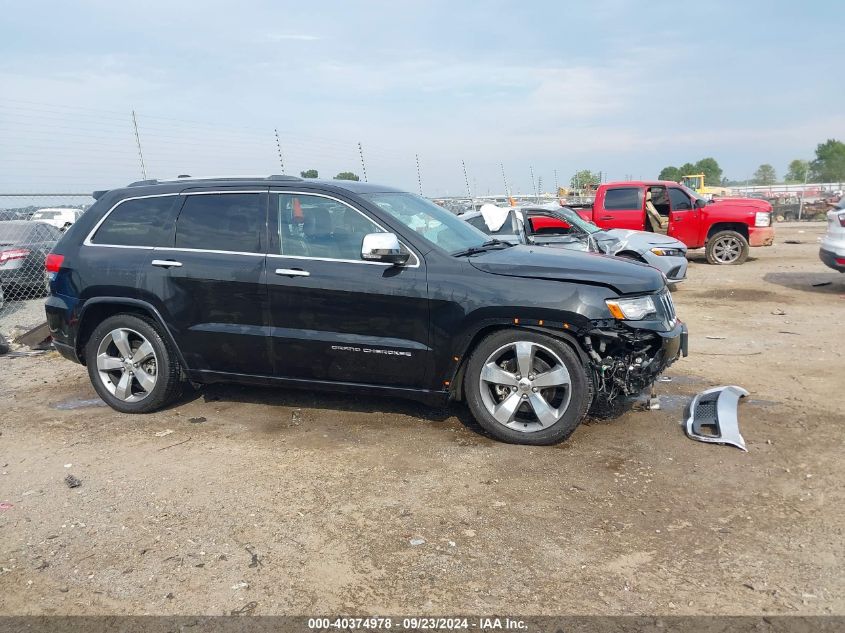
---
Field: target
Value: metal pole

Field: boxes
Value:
[415,154,423,196]
[530,166,538,201]
[358,142,368,182]
[500,163,510,197]
[131,110,147,179]
[554,169,558,193]
[798,166,808,220]
[461,160,472,201]
[274,128,285,174]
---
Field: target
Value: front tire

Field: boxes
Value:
[705,230,749,265]
[85,313,182,413]
[464,330,591,445]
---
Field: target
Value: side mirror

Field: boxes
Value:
[361,233,410,265]
[694,198,707,209]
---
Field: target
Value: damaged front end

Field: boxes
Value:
[585,289,688,407]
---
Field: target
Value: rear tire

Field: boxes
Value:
[85,313,183,413]
[705,230,749,265]
[464,330,591,445]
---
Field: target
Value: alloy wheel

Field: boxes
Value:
[95,328,158,402]
[712,236,742,263]
[478,341,572,433]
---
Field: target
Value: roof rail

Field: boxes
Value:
[127,175,304,186]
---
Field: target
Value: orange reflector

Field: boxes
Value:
[453,356,460,362]
[513,318,520,324]
[538,319,544,326]
[606,303,625,320]
[443,381,450,387]
[563,323,570,329]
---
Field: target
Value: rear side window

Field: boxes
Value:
[604,187,642,210]
[175,193,263,253]
[91,196,179,247]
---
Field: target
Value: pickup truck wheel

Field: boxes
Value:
[464,330,590,445]
[85,314,183,414]
[705,230,749,265]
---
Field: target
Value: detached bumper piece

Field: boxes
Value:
[684,385,749,451]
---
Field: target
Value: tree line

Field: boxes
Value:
[299,169,360,181]
[656,139,845,186]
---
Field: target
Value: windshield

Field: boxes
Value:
[679,184,706,203]
[553,207,602,234]
[362,192,488,254]
[32,210,61,219]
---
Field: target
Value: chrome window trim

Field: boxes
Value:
[84,193,179,248]
[153,247,264,258]
[272,190,420,268]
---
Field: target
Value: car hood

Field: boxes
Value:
[604,229,687,250]
[712,197,772,211]
[467,245,665,295]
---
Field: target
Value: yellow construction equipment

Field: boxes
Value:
[681,174,729,196]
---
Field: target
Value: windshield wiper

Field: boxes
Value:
[451,239,514,257]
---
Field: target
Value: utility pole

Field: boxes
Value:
[500,163,510,197]
[554,169,559,193]
[358,142,368,182]
[131,110,147,179]
[530,166,538,201]
[274,128,285,174]
[415,154,423,196]
[461,160,472,200]
[798,165,809,220]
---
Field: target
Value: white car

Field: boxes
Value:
[29,208,83,231]
[819,199,845,272]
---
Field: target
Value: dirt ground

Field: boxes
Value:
[0,222,843,616]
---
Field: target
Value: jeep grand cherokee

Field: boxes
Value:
[45,176,687,445]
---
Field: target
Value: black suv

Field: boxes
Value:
[46,176,687,445]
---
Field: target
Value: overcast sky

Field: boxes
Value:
[1,0,843,196]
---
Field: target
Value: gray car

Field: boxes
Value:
[460,204,688,282]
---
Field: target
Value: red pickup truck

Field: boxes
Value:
[575,181,774,264]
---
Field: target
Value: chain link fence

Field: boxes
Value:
[0,194,94,335]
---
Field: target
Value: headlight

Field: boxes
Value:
[605,295,657,320]
[755,211,771,227]
[650,247,684,256]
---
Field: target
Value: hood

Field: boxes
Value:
[468,244,665,295]
[605,228,687,249]
[712,197,772,211]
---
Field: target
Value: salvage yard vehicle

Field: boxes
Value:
[819,198,845,272]
[0,220,61,308]
[30,207,83,231]
[460,203,688,283]
[45,176,687,445]
[576,181,774,265]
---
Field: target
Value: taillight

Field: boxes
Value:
[838,212,845,227]
[0,248,30,264]
[45,253,65,273]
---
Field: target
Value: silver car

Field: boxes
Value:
[460,204,688,282]
[819,198,845,272]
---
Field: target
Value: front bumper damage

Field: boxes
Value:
[584,320,688,406]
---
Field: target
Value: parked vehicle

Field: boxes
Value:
[0,220,62,308]
[46,176,687,445]
[819,199,845,272]
[576,181,774,265]
[460,204,688,283]
[30,208,83,231]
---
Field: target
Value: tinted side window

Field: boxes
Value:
[275,193,382,259]
[604,187,642,210]
[176,193,263,253]
[668,188,693,211]
[91,196,179,247]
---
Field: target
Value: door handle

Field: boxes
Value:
[275,268,310,277]
[599,215,614,220]
[151,259,183,268]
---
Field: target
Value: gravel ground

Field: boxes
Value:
[0,222,843,616]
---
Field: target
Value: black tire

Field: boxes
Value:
[85,313,183,413]
[705,230,749,265]
[463,329,591,445]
